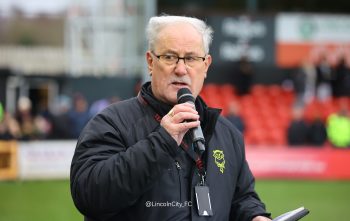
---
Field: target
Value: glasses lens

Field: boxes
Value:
[185,57,204,67]
[160,55,177,65]
[157,54,205,68]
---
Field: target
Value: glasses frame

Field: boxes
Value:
[151,51,206,67]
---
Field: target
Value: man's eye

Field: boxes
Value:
[163,55,176,60]
[185,57,196,62]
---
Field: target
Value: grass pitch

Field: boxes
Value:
[256,180,350,221]
[0,180,349,221]
[0,180,81,221]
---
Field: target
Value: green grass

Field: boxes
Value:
[0,180,349,221]
[0,180,82,221]
[256,180,350,220]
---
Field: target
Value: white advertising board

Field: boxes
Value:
[18,140,76,180]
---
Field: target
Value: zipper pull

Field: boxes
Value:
[175,161,181,170]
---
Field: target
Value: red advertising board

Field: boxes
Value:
[246,146,350,180]
[276,43,350,67]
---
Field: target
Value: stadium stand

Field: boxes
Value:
[200,83,350,146]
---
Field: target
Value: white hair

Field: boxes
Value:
[146,15,213,54]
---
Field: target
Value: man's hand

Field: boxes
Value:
[161,103,200,145]
[252,216,272,221]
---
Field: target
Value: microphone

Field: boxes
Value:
[177,88,206,154]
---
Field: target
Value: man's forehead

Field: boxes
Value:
[155,24,204,53]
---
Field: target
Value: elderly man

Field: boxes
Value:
[70,15,271,221]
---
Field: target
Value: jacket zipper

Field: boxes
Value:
[175,160,182,202]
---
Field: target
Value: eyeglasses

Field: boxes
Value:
[151,51,206,68]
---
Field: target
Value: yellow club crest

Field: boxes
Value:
[213,149,225,173]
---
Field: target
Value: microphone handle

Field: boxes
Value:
[185,101,205,140]
[195,140,206,153]
[192,126,205,144]
[187,101,205,154]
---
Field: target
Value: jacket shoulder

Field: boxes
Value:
[101,97,143,120]
[84,97,146,136]
[216,116,244,143]
[214,116,245,161]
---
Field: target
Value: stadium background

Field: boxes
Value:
[1,0,350,220]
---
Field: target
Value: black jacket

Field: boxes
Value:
[70,83,269,221]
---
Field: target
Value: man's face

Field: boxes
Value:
[146,22,212,105]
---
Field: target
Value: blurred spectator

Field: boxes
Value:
[287,106,309,146]
[326,99,350,148]
[89,96,120,117]
[308,112,327,146]
[33,115,52,139]
[332,55,350,97]
[0,112,21,140]
[68,93,91,139]
[303,59,317,104]
[226,101,245,134]
[236,55,254,95]
[89,98,110,117]
[0,102,3,122]
[50,95,73,139]
[293,62,307,107]
[315,53,333,102]
[34,100,53,139]
[344,62,350,96]
[15,96,36,140]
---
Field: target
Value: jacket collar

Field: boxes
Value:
[138,81,222,142]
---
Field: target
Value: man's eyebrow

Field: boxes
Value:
[161,50,177,55]
[162,50,199,56]
[184,52,199,56]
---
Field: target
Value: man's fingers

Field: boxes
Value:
[172,112,199,123]
[162,103,201,145]
[171,103,197,114]
[180,120,200,130]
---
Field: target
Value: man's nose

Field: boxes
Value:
[174,58,188,75]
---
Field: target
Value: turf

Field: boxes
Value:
[0,180,82,221]
[0,180,349,221]
[256,180,350,220]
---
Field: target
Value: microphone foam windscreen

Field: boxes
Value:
[177,88,195,104]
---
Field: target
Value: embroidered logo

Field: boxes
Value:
[213,150,225,173]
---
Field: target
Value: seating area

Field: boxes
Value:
[200,83,350,146]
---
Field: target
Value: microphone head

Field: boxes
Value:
[177,88,195,104]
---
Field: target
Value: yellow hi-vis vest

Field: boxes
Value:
[327,113,350,148]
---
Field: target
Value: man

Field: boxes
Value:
[326,99,350,148]
[70,15,271,221]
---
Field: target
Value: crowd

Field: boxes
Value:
[293,53,350,106]
[287,53,350,148]
[0,94,120,141]
[226,53,350,148]
[1,88,349,149]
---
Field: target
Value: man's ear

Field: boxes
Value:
[204,54,212,73]
[146,51,154,73]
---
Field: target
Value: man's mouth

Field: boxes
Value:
[172,82,188,86]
